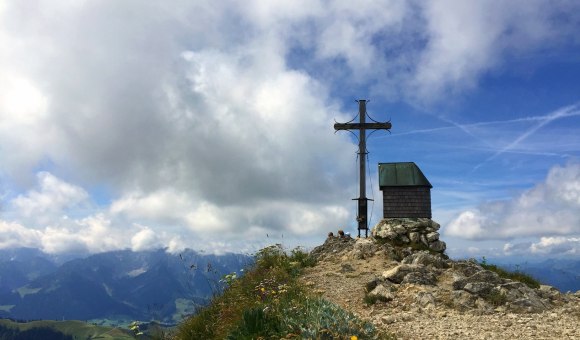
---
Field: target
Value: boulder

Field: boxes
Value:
[463,282,495,296]
[452,261,483,277]
[351,238,380,259]
[426,232,440,242]
[368,284,395,301]
[428,240,446,253]
[383,264,424,284]
[402,271,437,286]
[402,252,450,269]
[409,232,420,243]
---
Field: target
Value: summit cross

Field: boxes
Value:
[334,100,392,237]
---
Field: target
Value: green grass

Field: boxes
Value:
[479,258,541,289]
[176,244,387,339]
[486,290,508,307]
[0,319,134,339]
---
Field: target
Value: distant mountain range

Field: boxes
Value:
[0,248,252,324]
[468,256,580,293]
[502,259,580,293]
[0,247,577,326]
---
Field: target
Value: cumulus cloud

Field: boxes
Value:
[446,162,580,240]
[11,172,89,223]
[504,237,580,256]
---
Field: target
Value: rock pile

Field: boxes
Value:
[302,222,580,339]
[372,218,446,253]
[368,252,564,313]
[308,233,572,314]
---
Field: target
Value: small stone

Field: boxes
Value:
[429,240,446,253]
[426,232,440,242]
[409,232,420,243]
[381,315,397,324]
[368,284,395,301]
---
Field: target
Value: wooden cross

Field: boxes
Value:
[334,100,392,237]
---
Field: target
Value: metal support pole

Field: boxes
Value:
[358,100,368,237]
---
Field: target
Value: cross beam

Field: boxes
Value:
[334,100,392,237]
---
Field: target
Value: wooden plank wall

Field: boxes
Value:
[382,187,431,218]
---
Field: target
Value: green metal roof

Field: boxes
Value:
[379,162,432,188]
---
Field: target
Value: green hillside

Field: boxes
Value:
[0,319,133,339]
[176,244,391,339]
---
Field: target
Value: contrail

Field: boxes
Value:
[390,111,580,137]
[472,104,580,171]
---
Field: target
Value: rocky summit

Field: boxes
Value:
[302,219,580,339]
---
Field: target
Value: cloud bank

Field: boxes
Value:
[1,1,579,253]
[446,162,580,243]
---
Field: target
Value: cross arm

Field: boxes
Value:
[334,122,392,131]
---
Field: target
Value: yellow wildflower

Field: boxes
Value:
[350,336,358,340]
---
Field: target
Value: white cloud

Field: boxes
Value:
[11,172,89,225]
[411,0,579,101]
[504,237,580,256]
[0,221,42,249]
[446,162,580,240]
[0,1,579,254]
[131,227,160,252]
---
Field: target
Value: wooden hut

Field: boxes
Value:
[379,162,432,218]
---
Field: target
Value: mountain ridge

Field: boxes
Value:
[0,248,252,324]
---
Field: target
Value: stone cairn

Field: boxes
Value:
[371,218,446,253]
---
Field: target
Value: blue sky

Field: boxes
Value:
[0,1,579,259]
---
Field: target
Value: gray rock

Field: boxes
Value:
[309,236,355,261]
[402,252,449,269]
[365,277,380,292]
[378,230,398,241]
[453,269,502,291]
[426,232,440,242]
[383,264,424,284]
[393,224,407,235]
[538,285,560,300]
[420,234,429,247]
[463,282,495,296]
[402,271,437,286]
[468,270,503,285]
[416,291,436,307]
[368,284,395,301]
[399,235,410,243]
[452,290,477,310]
[429,240,446,253]
[453,277,468,290]
[409,232,420,243]
[340,263,355,273]
[351,238,379,259]
[452,261,483,277]
[429,220,441,231]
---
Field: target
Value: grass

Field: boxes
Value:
[486,290,508,307]
[479,257,541,289]
[0,319,134,339]
[175,244,385,339]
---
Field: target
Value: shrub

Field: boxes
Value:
[486,290,508,306]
